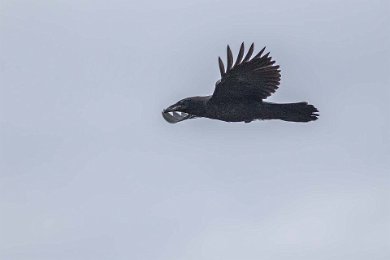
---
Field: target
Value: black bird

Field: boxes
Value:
[162,43,319,124]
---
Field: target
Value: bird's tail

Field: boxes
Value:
[268,102,319,122]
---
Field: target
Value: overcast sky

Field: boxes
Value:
[1,0,389,259]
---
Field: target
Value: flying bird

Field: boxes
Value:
[162,43,319,124]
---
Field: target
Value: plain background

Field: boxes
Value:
[1,0,389,259]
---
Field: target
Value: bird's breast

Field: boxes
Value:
[205,102,259,122]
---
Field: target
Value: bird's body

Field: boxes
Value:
[162,43,319,124]
[206,98,260,123]
[208,101,317,123]
[201,97,268,122]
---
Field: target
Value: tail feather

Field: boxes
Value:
[271,102,319,122]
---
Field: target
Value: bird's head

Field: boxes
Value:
[162,97,207,123]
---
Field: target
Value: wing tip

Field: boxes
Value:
[243,42,255,62]
[218,56,225,77]
[226,45,233,71]
[234,42,245,66]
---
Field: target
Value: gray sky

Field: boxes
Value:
[1,0,389,259]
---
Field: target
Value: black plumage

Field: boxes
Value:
[162,43,319,124]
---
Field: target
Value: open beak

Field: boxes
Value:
[163,104,182,113]
[162,103,194,124]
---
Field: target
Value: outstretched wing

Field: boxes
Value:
[210,43,281,103]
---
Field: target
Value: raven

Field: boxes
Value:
[162,43,319,124]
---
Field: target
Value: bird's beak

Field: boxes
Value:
[163,104,182,113]
[162,103,194,124]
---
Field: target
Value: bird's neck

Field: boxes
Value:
[188,96,209,117]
